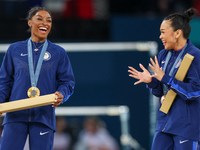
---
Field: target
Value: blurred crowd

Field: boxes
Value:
[0,0,199,42]
[19,116,119,150]
[0,0,199,19]
[74,116,119,150]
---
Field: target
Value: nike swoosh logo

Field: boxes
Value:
[21,53,28,56]
[161,61,165,64]
[180,140,189,144]
[40,131,49,135]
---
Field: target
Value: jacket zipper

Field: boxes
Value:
[29,109,31,122]
[162,119,168,132]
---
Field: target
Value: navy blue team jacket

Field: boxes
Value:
[147,39,200,141]
[0,38,75,131]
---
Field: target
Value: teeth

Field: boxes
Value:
[39,27,47,31]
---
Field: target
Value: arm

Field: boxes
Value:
[147,77,164,97]
[161,62,200,101]
[128,55,164,97]
[0,46,14,103]
[53,50,75,107]
[150,49,200,101]
[147,55,165,97]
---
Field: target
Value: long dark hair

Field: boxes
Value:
[164,8,196,39]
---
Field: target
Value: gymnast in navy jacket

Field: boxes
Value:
[0,6,75,150]
[128,8,200,150]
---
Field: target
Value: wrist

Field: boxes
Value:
[159,73,165,81]
[146,77,152,83]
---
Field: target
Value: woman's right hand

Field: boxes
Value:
[128,64,152,85]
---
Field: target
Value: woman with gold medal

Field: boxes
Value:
[128,8,200,150]
[0,6,75,150]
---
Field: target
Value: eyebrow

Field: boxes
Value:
[36,15,52,19]
[160,29,165,31]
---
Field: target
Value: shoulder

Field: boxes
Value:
[185,40,200,67]
[47,41,70,62]
[158,49,166,55]
[47,40,66,53]
[186,40,200,57]
[6,40,27,54]
[9,40,26,48]
[157,48,168,61]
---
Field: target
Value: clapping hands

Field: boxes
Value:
[128,56,164,85]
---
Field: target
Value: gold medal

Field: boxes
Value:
[27,87,40,98]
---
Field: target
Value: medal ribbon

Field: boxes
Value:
[162,43,188,95]
[27,38,48,88]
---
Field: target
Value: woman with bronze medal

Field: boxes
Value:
[0,6,75,150]
[128,8,200,150]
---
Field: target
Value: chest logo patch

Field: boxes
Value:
[43,51,51,61]
[175,59,182,68]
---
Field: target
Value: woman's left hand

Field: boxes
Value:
[52,91,64,107]
[149,56,165,81]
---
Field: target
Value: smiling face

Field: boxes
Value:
[28,10,52,42]
[159,20,179,50]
